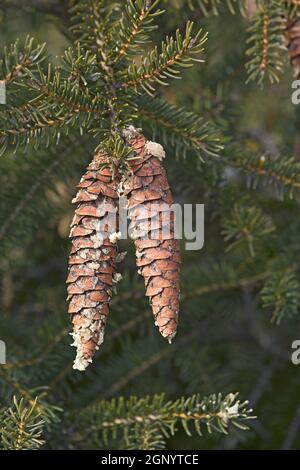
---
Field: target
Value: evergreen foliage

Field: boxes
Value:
[0,0,300,450]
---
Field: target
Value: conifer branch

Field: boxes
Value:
[0,51,104,153]
[222,204,275,256]
[120,22,207,94]
[245,0,286,85]
[0,36,46,86]
[30,81,99,116]
[70,0,117,54]
[261,270,300,324]
[1,0,297,452]
[0,106,83,155]
[137,95,223,159]
[24,45,103,114]
[225,150,300,201]
[184,270,270,298]
[77,393,254,449]
[113,0,164,63]
[0,397,45,450]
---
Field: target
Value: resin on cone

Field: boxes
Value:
[67,152,120,370]
[123,126,181,343]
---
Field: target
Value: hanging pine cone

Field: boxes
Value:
[67,152,120,371]
[123,126,181,343]
[285,19,300,78]
[67,130,181,369]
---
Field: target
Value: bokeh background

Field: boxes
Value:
[1,0,300,450]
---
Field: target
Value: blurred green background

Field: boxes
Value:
[1,0,300,450]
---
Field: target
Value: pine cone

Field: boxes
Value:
[67,152,120,370]
[123,127,181,343]
[286,19,300,78]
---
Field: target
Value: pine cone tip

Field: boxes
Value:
[71,311,107,371]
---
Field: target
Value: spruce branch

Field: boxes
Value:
[113,0,164,63]
[137,95,223,159]
[0,397,45,450]
[222,204,276,256]
[0,47,105,153]
[120,21,207,94]
[224,148,300,202]
[0,36,46,87]
[97,50,125,138]
[24,47,103,114]
[245,0,286,85]
[183,260,270,299]
[0,3,210,155]
[70,0,118,54]
[0,105,85,155]
[76,393,255,449]
[0,368,60,424]
[0,0,299,452]
[261,270,300,324]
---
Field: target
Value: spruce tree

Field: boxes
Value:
[0,0,300,450]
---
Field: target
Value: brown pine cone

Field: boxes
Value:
[67,152,120,370]
[123,127,181,343]
[286,19,300,78]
